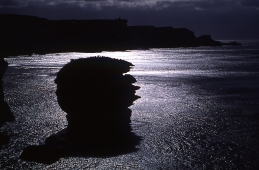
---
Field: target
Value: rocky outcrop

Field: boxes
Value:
[0,58,15,147]
[197,35,222,46]
[54,57,140,146]
[0,14,129,56]
[222,41,242,46]
[20,57,142,163]
[19,145,64,164]
[126,26,199,49]
[0,14,240,57]
[0,58,14,127]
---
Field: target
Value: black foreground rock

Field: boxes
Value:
[55,56,141,145]
[20,56,142,164]
[0,59,14,127]
[0,58,15,147]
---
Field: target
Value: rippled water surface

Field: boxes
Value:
[1,41,259,169]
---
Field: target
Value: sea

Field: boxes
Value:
[1,40,259,169]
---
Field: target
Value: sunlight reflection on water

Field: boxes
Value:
[2,44,259,169]
[6,48,229,77]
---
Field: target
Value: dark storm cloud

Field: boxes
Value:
[151,0,259,10]
[240,0,259,7]
[0,0,26,7]
[1,0,258,9]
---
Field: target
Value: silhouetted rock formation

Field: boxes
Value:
[20,56,141,164]
[20,145,64,164]
[55,57,140,146]
[0,14,240,57]
[0,132,11,147]
[126,26,199,49]
[222,41,242,46]
[197,35,222,46]
[0,58,14,127]
[0,14,128,56]
[0,58,15,147]
[0,59,8,101]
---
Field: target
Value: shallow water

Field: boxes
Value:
[1,41,259,169]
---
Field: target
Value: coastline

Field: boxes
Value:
[0,14,241,58]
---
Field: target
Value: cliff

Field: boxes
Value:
[0,14,128,57]
[197,35,222,46]
[126,26,199,49]
[0,14,238,57]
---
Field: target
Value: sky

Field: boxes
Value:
[0,0,259,40]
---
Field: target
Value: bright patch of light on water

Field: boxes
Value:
[2,41,259,169]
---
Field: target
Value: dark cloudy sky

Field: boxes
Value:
[1,0,259,39]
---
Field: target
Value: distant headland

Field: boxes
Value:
[0,14,241,57]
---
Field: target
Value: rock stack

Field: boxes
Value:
[0,58,15,146]
[0,58,14,127]
[55,56,140,147]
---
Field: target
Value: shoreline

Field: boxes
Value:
[1,14,240,58]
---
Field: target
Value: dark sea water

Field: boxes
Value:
[1,40,259,169]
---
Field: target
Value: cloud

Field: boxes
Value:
[240,0,259,7]
[0,0,27,7]
[1,0,259,10]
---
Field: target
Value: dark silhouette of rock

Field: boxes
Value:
[197,35,242,46]
[20,56,142,164]
[20,145,64,164]
[222,41,242,46]
[0,58,15,127]
[197,35,222,46]
[126,26,199,49]
[0,14,240,57]
[0,14,128,56]
[55,57,140,145]
[0,58,15,147]
[0,132,11,146]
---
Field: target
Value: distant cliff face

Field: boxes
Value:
[127,26,199,49]
[197,35,222,46]
[0,14,226,57]
[0,14,129,56]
